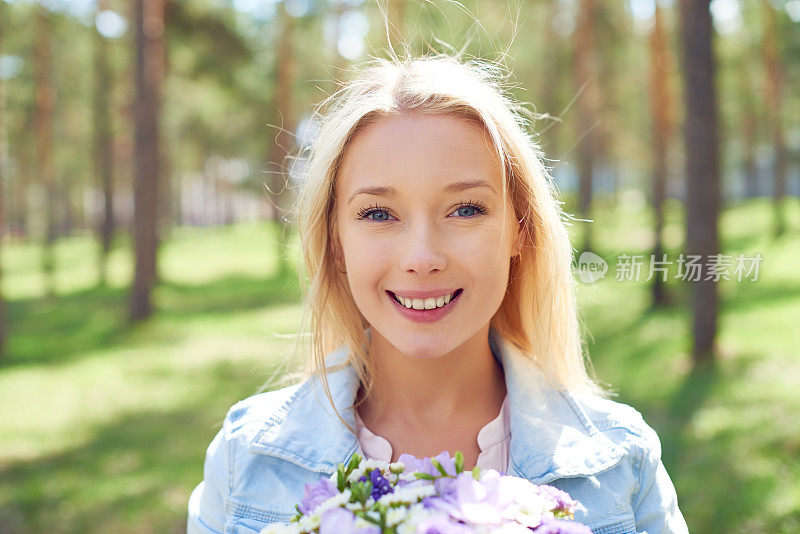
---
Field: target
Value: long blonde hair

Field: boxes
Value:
[292,54,610,409]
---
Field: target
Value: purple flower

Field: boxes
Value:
[415,514,473,534]
[532,516,593,534]
[358,468,395,501]
[534,485,578,514]
[397,452,457,478]
[424,471,513,526]
[319,507,380,534]
[319,508,356,534]
[297,478,337,515]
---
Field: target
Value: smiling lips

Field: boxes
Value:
[388,289,463,310]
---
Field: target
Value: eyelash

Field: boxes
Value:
[355,200,489,221]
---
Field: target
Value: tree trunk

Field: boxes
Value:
[158,2,173,249]
[59,180,73,237]
[0,7,6,357]
[34,5,57,299]
[268,2,296,278]
[11,111,33,238]
[540,0,561,159]
[679,0,720,367]
[94,1,115,287]
[740,64,758,199]
[130,0,164,321]
[573,0,599,253]
[762,0,786,236]
[649,4,674,307]
[268,2,296,222]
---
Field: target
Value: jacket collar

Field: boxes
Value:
[248,329,624,481]
[489,333,624,483]
[248,346,361,474]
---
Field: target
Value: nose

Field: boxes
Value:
[398,219,447,275]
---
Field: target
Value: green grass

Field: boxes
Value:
[0,199,799,533]
[0,222,304,533]
[575,197,800,533]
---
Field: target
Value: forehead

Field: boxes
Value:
[336,113,504,199]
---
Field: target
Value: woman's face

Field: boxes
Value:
[334,112,520,359]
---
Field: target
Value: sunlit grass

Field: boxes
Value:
[576,196,800,533]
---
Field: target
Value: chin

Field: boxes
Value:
[391,336,457,360]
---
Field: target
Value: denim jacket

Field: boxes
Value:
[187,330,689,534]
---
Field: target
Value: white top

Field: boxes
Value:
[354,396,511,473]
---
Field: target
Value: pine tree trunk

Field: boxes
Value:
[130,0,164,321]
[0,7,6,357]
[94,1,115,286]
[649,5,674,307]
[679,0,720,367]
[34,5,57,299]
[268,2,296,278]
[158,3,172,248]
[762,0,786,236]
[573,0,599,253]
[12,112,33,238]
[540,0,561,159]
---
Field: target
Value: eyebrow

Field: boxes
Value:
[347,179,497,204]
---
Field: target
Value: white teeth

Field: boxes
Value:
[394,291,457,310]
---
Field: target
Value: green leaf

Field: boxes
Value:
[454,451,464,474]
[337,465,346,491]
[361,481,373,504]
[471,466,481,480]
[431,458,449,477]
[414,472,435,480]
[346,453,362,475]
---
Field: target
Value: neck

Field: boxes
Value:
[358,325,506,428]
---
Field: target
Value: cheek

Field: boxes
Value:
[456,226,515,274]
[339,231,392,291]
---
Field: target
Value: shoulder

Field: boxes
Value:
[219,381,307,442]
[569,391,662,459]
[223,382,307,433]
[568,393,689,533]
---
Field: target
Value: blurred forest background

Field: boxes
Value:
[0,0,799,533]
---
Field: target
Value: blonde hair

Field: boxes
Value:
[292,54,610,409]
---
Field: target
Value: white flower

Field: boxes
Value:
[295,513,320,533]
[396,504,437,534]
[308,489,352,517]
[377,483,436,505]
[355,515,380,530]
[389,461,405,474]
[385,507,408,527]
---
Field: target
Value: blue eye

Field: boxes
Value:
[456,206,478,217]
[356,204,396,221]
[367,210,391,221]
[451,201,488,218]
[356,201,488,222]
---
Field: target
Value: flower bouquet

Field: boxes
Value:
[261,452,592,534]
